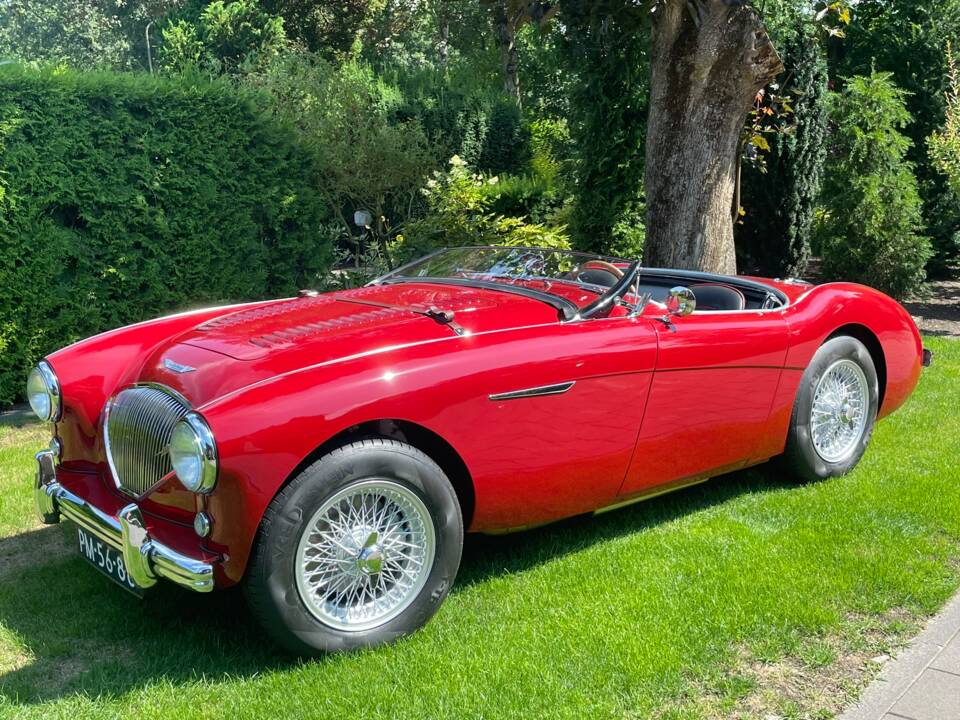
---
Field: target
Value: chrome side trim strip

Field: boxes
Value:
[489,381,576,402]
[593,475,712,516]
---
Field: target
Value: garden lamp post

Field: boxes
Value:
[354,209,373,269]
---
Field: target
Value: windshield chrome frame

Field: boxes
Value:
[369,246,642,322]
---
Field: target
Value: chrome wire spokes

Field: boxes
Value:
[295,479,436,631]
[810,359,870,463]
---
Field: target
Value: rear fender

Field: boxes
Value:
[782,283,922,419]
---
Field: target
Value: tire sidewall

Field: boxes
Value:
[788,336,880,481]
[250,441,463,654]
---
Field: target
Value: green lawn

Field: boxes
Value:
[1,338,958,720]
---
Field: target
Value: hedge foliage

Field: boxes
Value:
[0,65,330,404]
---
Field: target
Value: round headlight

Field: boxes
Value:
[26,361,61,422]
[169,413,218,494]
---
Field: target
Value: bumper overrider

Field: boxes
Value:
[34,449,215,593]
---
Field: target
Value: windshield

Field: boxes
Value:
[373,246,644,320]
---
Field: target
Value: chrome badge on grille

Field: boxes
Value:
[163,358,196,374]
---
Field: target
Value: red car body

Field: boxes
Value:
[44,268,924,589]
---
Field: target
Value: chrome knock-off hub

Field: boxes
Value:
[356,533,385,576]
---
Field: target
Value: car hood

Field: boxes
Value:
[136,282,562,406]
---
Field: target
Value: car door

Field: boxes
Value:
[441,315,660,532]
[617,310,789,497]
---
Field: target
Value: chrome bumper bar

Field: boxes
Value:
[35,450,214,593]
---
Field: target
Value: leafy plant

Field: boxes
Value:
[261,0,385,58]
[397,76,532,178]
[395,156,570,266]
[160,0,287,75]
[252,52,434,265]
[836,0,960,275]
[528,117,572,187]
[929,43,960,197]
[737,24,829,277]
[0,0,137,69]
[817,73,933,298]
[556,0,648,254]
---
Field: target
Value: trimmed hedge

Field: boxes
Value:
[0,66,330,404]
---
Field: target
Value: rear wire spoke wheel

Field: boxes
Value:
[296,479,436,632]
[244,439,463,655]
[783,335,879,482]
[810,359,869,463]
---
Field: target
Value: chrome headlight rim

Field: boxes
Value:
[27,361,62,423]
[169,413,218,494]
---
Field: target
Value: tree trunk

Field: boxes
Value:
[437,20,450,68]
[643,0,782,275]
[493,2,522,106]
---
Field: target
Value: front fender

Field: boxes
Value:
[199,316,659,582]
[47,301,273,466]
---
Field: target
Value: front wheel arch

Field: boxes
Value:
[243,438,464,654]
[273,419,475,531]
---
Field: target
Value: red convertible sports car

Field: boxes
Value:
[29,246,930,654]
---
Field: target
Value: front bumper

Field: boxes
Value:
[35,450,214,593]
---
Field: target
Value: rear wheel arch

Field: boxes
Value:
[277,419,475,530]
[826,324,887,409]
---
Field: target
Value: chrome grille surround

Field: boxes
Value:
[104,384,191,497]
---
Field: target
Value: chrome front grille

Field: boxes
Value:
[104,385,191,496]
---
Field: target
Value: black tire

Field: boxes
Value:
[782,335,880,482]
[244,438,463,655]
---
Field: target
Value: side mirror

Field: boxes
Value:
[666,286,696,317]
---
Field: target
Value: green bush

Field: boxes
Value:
[250,53,434,265]
[0,65,330,405]
[929,43,960,198]
[0,0,137,70]
[394,156,570,266]
[159,0,287,75]
[479,173,560,222]
[817,73,933,299]
[389,68,532,177]
[529,117,572,187]
[558,1,648,254]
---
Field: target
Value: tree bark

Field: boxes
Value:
[643,0,782,275]
[437,18,450,68]
[493,1,522,106]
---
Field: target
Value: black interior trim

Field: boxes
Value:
[638,269,788,307]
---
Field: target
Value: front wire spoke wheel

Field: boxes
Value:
[810,358,869,463]
[296,479,436,632]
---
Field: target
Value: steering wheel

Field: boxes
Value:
[577,260,625,287]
